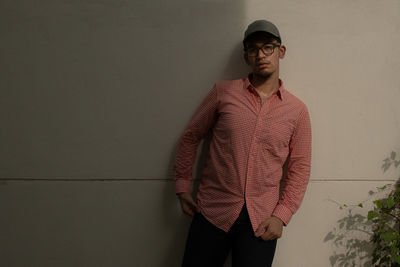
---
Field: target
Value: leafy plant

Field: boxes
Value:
[367,151,400,266]
[325,151,400,267]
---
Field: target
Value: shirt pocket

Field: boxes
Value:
[260,119,294,165]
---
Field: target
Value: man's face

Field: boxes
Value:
[244,33,286,78]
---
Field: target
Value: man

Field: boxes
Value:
[174,20,312,267]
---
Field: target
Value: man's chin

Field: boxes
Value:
[254,70,273,79]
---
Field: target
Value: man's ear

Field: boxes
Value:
[278,45,286,59]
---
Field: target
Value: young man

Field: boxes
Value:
[174,20,312,267]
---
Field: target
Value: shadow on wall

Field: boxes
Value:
[0,0,248,179]
[324,207,374,267]
[2,0,248,264]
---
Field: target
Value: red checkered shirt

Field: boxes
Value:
[174,76,312,233]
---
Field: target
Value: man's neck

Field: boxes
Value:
[250,73,280,97]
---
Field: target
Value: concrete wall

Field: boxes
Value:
[1,0,399,266]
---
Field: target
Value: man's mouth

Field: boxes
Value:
[256,62,269,68]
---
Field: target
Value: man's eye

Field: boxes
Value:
[263,45,274,50]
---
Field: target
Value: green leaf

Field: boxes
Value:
[391,151,396,160]
[380,232,393,243]
[394,254,400,264]
[375,199,383,209]
[385,198,395,209]
[358,203,363,208]
[368,210,379,220]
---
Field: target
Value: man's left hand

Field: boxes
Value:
[255,216,283,241]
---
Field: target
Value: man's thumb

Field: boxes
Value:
[188,198,200,212]
[255,221,268,236]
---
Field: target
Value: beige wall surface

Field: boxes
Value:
[1,0,399,266]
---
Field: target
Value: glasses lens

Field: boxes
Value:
[247,47,258,56]
[262,45,274,55]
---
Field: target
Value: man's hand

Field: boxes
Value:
[177,193,200,216]
[255,216,284,241]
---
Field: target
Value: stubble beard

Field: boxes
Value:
[254,69,273,80]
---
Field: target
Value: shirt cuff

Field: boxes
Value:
[175,179,192,195]
[272,204,293,226]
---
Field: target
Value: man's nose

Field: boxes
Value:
[256,48,266,58]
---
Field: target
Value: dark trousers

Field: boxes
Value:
[181,204,277,267]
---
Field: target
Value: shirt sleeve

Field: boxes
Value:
[173,84,219,194]
[272,106,312,225]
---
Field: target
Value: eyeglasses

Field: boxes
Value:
[245,43,281,57]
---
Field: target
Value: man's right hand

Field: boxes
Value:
[177,193,200,216]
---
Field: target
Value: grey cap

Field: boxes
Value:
[243,20,281,44]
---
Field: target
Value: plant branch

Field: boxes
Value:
[380,210,400,221]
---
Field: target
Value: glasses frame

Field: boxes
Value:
[245,43,281,57]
